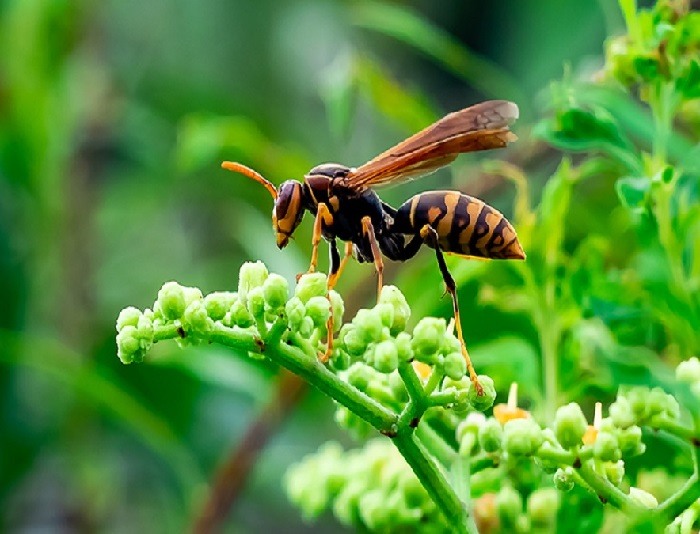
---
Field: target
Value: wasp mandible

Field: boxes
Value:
[222,100,525,395]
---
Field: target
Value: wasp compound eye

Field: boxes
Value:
[275,180,305,248]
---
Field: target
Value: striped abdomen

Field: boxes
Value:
[393,191,525,259]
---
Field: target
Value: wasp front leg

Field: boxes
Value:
[360,216,384,302]
[419,225,483,396]
[319,239,351,363]
[305,203,334,277]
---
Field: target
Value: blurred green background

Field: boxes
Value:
[2,0,684,532]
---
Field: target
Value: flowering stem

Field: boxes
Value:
[577,460,643,513]
[657,442,700,522]
[393,432,476,534]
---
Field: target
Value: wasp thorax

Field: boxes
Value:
[274,180,305,248]
[307,163,351,179]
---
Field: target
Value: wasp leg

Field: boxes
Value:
[419,225,483,396]
[361,216,384,302]
[319,239,347,363]
[303,203,333,279]
[328,240,353,290]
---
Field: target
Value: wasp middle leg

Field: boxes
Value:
[360,216,384,302]
[319,240,353,363]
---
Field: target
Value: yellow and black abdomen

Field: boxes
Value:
[393,191,525,260]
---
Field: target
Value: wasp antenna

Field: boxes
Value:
[221,161,278,200]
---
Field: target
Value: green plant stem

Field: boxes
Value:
[159,318,476,530]
[397,360,426,427]
[187,321,397,433]
[577,460,644,513]
[657,443,700,522]
[416,422,457,466]
[653,419,699,444]
[393,432,475,534]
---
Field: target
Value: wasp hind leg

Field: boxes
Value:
[419,225,484,396]
[361,216,384,303]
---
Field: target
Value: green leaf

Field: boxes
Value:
[615,176,651,210]
[534,105,639,172]
[676,59,700,100]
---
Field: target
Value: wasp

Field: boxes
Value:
[222,100,524,394]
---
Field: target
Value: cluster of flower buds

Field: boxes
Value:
[604,0,699,102]
[472,485,561,533]
[285,439,451,532]
[116,261,345,364]
[116,261,497,441]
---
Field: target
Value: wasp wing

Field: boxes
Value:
[341,100,518,190]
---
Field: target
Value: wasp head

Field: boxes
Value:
[273,180,305,248]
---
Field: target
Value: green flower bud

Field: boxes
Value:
[299,316,314,338]
[456,412,486,441]
[441,352,466,381]
[116,325,141,364]
[204,291,237,321]
[346,363,373,391]
[157,281,187,320]
[647,387,680,422]
[371,341,399,374]
[246,286,266,320]
[536,442,562,473]
[378,285,411,335]
[527,488,560,527]
[306,296,331,328]
[395,332,413,362]
[328,290,344,331]
[605,460,625,487]
[626,387,649,421]
[229,299,254,328]
[366,381,397,408]
[676,357,700,383]
[469,375,496,412]
[342,327,368,357]
[553,467,575,492]
[375,303,394,330]
[295,272,327,303]
[136,314,153,341]
[387,372,408,403]
[628,487,658,509]
[116,306,142,331]
[353,309,383,344]
[495,486,522,527]
[441,333,461,355]
[329,348,350,372]
[238,261,269,300]
[503,418,543,456]
[411,318,446,363]
[262,274,289,310]
[182,285,204,307]
[183,300,209,332]
[478,417,503,453]
[618,425,646,457]
[285,297,305,330]
[593,431,621,462]
[609,396,635,429]
[553,403,588,449]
